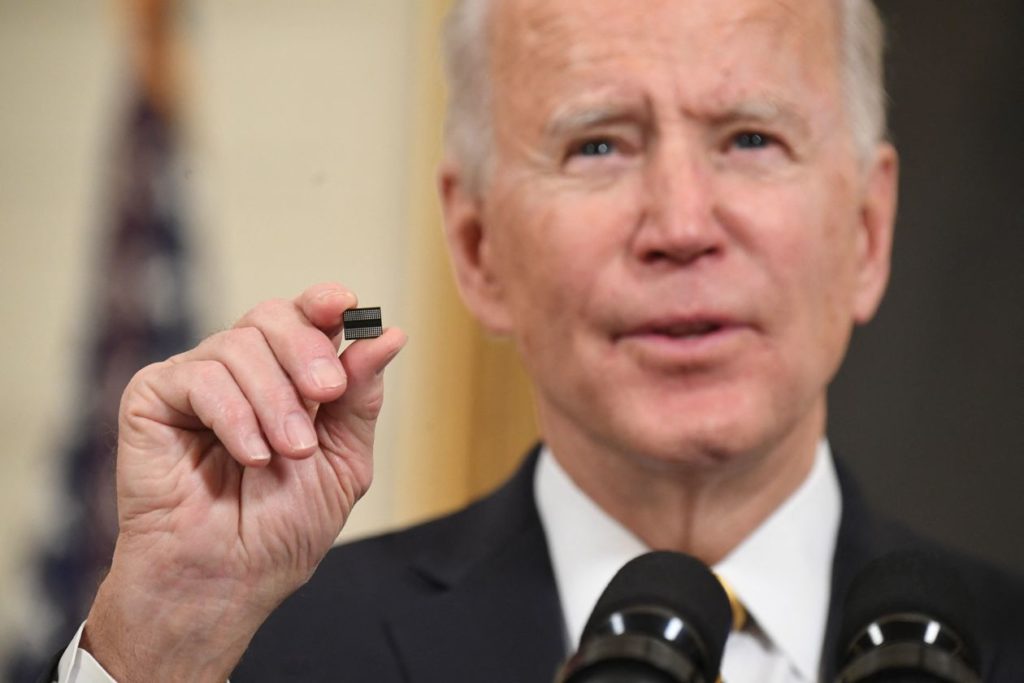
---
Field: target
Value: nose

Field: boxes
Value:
[631,140,723,266]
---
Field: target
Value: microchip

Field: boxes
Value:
[343,307,383,340]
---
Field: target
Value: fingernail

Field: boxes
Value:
[247,435,272,463]
[317,289,357,307]
[310,358,346,390]
[285,413,317,451]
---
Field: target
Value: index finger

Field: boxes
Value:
[295,282,358,339]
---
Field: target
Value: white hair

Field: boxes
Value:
[442,0,888,190]
[839,0,888,160]
[441,0,494,193]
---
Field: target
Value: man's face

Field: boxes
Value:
[444,0,896,466]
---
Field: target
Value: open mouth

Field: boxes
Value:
[623,318,730,340]
[653,320,724,338]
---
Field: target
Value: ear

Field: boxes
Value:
[438,160,515,335]
[852,142,899,324]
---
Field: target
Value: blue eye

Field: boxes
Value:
[577,139,615,156]
[734,132,771,149]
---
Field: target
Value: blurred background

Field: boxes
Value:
[0,0,1021,679]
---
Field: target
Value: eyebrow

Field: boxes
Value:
[708,99,812,137]
[543,103,646,139]
[542,96,814,141]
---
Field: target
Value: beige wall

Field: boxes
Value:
[0,0,541,667]
[0,0,122,661]
[186,0,417,537]
[0,0,422,664]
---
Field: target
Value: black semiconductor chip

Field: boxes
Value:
[343,307,383,340]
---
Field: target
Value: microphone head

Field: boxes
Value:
[569,551,732,682]
[838,549,981,681]
[582,551,733,650]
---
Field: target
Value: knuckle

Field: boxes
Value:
[193,329,228,356]
[120,362,161,409]
[126,360,164,390]
[211,400,252,434]
[267,382,303,410]
[221,326,266,354]
[294,331,334,360]
[247,297,292,324]
[192,359,229,385]
[166,350,189,365]
[118,360,175,423]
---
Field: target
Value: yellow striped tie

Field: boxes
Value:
[715,574,748,632]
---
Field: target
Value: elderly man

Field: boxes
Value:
[49,0,1024,681]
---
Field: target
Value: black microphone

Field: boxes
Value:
[835,549,982,683]
[555,551,732,683]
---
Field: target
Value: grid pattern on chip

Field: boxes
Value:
[343,307,382,322]
[344,326,384,340]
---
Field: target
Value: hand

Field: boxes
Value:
[82,282,406,682]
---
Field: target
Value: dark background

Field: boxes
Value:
[830,0,1024,577]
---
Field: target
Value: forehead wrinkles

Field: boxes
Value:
[487,0,849,166]
[492,0,843,96]
[681,5,844,118]
[490,0,578,89]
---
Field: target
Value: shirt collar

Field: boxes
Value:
[534,441,840,681]
[714,440,841,680]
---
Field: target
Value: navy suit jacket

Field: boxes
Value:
[230,446,1024,682]
[40,447,1024,682]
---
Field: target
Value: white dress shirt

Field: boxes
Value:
[535,441,841,683]
[61,441,840,683]
[58,622,112,683]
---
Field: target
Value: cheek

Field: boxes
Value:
[493,178,640,319]
[786,205,862,379]
[722,176,860,344]
[805,181,864,329]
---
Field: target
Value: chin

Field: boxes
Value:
[596,384,784,470]
[638,428,761,471]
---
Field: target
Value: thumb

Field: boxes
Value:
[317,327,407,451]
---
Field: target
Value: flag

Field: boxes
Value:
[6,1,197,678]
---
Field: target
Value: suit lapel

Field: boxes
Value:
[385,450,922,682]
[385,448,568,683]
